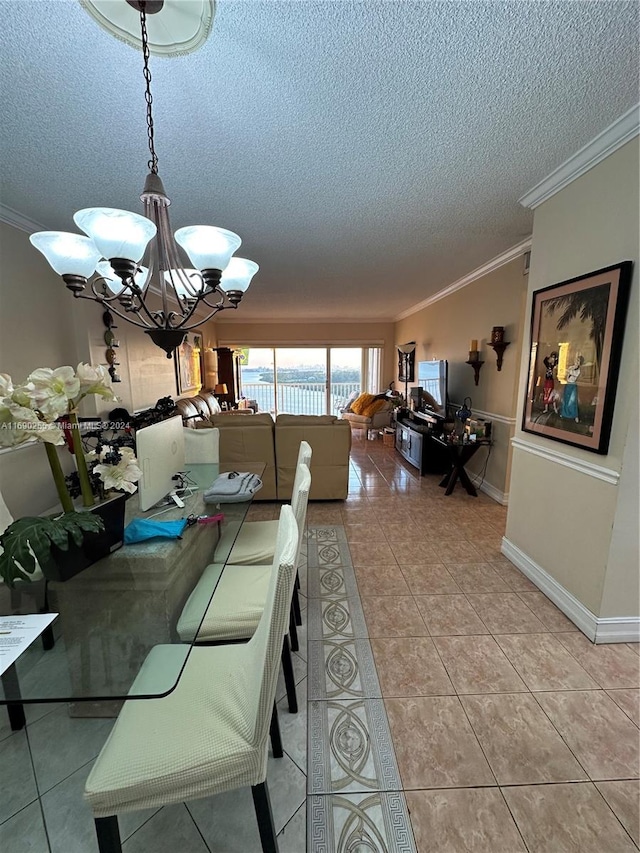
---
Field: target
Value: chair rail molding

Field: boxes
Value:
[394,237,532,321]
[519,104,640,209]
[502,537,640,644]
[511,436,620,486]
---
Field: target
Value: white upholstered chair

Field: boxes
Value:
[183,426,220,463]
[213,440,311,640]
[177,463,311,714]
[84,504,298,853]
[214,440,311,565]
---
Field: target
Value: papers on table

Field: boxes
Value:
[0,613,57,676]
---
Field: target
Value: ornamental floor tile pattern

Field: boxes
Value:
[1,432,638,852]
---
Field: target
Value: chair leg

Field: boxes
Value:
[295,569,300,590]
[280,636,298,714]
[289,606,299,652]
[251,782,279,853]
[292,584,302,627]
[270,701,283,758]
[94,816,122,853]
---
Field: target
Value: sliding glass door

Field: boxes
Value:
[238,346,380,416]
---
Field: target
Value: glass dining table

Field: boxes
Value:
[0,462,265,724]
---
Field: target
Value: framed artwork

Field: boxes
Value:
[174,332,204,395]
[398,349,415,383]
[522,261,632,454]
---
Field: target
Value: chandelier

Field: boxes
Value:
[29,0,258,358]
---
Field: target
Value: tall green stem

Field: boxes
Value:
[44,442,74,513]
[68,411,95,507]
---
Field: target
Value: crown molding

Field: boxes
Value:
[214,315,396,325]
[519,104,640,210]
[394,237,532,322]
[0,203,47,234]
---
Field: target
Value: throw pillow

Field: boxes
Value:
[361,398,388,418]
[350,393,377,415]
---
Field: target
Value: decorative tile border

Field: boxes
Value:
[308,698,401,794]
[306,525,416,850]
[307,596,368,641]
[308,792,417,853]
[309,639,381,700]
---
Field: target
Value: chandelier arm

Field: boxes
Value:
[77,292,156,330]
[178,306,231,331]
[126,282,169,328]
[199,290,227,310]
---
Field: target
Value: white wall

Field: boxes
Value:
[506,138,639,622]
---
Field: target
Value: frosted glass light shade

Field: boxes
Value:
[219,257,259,293]
[74,208,156,263]
[96,261,148,295]
[174,226,241,272]
[163,269,205,298]
[29,232,102,278]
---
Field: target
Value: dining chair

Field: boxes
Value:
[182,426,220,463]
[213,440,311,635]
[84,504,298,853]
[176,463,311,714]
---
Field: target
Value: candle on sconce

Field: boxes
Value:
[470,339,478,352]
[491,327,504,344]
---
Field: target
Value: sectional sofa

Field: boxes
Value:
[176,393,351,500]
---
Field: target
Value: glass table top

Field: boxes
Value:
[0,462,266,708]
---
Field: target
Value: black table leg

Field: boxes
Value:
[2,665,26,730]
[457,465,478,497]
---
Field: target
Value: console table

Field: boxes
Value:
[432,437,491,496]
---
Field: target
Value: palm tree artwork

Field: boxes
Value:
[544,282,610,367]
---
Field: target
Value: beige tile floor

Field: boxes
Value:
[334,432,640,852]
[2,431,638,852]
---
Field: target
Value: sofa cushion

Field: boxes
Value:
[210,413,273,427]
[275,415,337,426]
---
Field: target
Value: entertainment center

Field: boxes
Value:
[395,410,450,474]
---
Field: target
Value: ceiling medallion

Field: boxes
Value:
[79,0,215,57]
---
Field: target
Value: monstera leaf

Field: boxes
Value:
[0,512,105,587]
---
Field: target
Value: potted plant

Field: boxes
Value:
[0,364,142,585]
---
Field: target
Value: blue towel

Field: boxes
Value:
[124,518,188,544]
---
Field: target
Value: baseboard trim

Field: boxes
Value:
[501,537,640,643]
[479,480,508,505]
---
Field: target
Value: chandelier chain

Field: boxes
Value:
[140,6,158,175]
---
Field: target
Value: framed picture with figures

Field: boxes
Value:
[522,261,632,454]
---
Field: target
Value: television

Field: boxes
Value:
[136,415,186,511]
[417,360,448,416]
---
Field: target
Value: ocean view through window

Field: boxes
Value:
[236,347,381,415]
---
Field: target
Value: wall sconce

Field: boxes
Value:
[488,326,511,371]
[466,339,484,386]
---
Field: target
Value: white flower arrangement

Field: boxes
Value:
[0,363,119,511]
[86,445,142,496]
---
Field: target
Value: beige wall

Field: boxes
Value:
[212,320,397,388]
[506,138,639,619]
[395,258,529,499]
[0,222,178,517]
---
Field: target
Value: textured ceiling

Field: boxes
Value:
[0,1,638,322]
